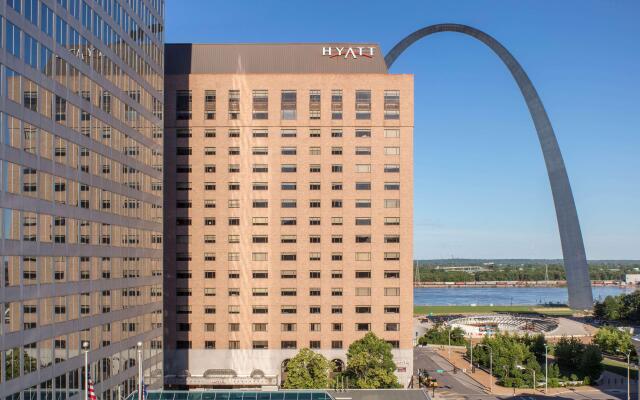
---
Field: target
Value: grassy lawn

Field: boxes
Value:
[414,305,573,316]
[603,357,638,380]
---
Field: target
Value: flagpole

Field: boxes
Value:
[83,341,89,400]
[137,341,143,400]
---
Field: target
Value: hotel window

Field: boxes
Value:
[253,164,269,173]
[253,270,269,278]
[385,164,400,173]
[177,128,192,138]
[332,305,343,314]
[253,200,268,208]
[385,129,400,138]
[355,217,371,226]
[310,323,321,332]
[355,199,371,208]
[205,129,216,138]
[331,147,343,155]
[204,288,216,297]
[355,129,371,138]
[331,89,343,120]
[309,90,321,119]
[310,164,321,173]
[310,341,321,349]
[384,252,401,261]
[253,217,268,226]
[331,288,343,296]
[356,306,371,314]
[281,341,297,350]
[282,323,297,332]
[281,235,297,243]
[355,252,371,261]
[229,129,240,138]
[385,287,401,296]
[309,128,321,138]
[385,182,400,190]
[355,182,371,190]
[332,200,343,208]
[384,90,400,119]
[204,90,216,119]
[229,341,240,349]
[281,164,297,173]
[228,288,240,297]
[253,306,268,314]
[310,306,321,314]
[229,323,240,332]
[281,90,297,120]
[385,306,400,314]
[228,235,240,243]
[310,271,321,278]
[204,147,216,155]
[253,323,268,332]
[228,90,240,119]
[176,90,192,120]
[331,217,343,226]
[282,199,297,208]
[281,129,297,138]
[204,270,216,278]
[281,147,297,155]
[355,235,371,244]
[204,199,216,208]
[253,182,268,190]
[228,305,240,314]
[356,323,371,332]
[205,341,216,349]
[309,147,321,156]
[281,306,297,314]
[332,323,343,332]
[385,147,400,156]
[385,199,400,208]
[252,236,269,244]
[356,147,371,155]
[356,287,371,296]
[253,147,268,155]
[385,217,400,226]
[205,306,217,314]
[253,90,268,119]
[204,323,216,332]
[355,90,371,119]
[385,235,400,243]
[385,270,401,278]
[253,128,268,138]
[253,252,268,261]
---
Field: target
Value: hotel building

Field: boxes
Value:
[164,44,414,388]
[0,1,164,399]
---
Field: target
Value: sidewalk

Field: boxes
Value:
[435,347,616,397]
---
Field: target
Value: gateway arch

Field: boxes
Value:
[386,24,593,309]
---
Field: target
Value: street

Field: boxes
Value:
[413,347,626,400]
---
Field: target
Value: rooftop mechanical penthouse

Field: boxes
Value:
[163,43,414,389]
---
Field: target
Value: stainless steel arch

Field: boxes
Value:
[386,23,593,309]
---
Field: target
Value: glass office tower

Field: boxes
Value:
[0,1,164,399]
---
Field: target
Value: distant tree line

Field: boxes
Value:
[414,264,639,283]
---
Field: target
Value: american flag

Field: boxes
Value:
[87,373,97,400]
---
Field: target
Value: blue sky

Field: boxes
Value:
[165,0,640,260]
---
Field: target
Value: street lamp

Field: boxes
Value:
[544,343,548,394]
[619,348,632,400]
[137,341,143,400]
[633,335,640,400]
[448,327,451,361]
[516,365,536,391]
[82,341,90,400]
[468,334,474,373]
[478,344,493,393]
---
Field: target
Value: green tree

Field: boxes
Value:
[593,326,635,358]
[418,326,466,346]
[283,348,332,389]
[579,345,603,382]
[343,332,401,389]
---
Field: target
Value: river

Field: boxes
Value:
[414,286,635,306]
